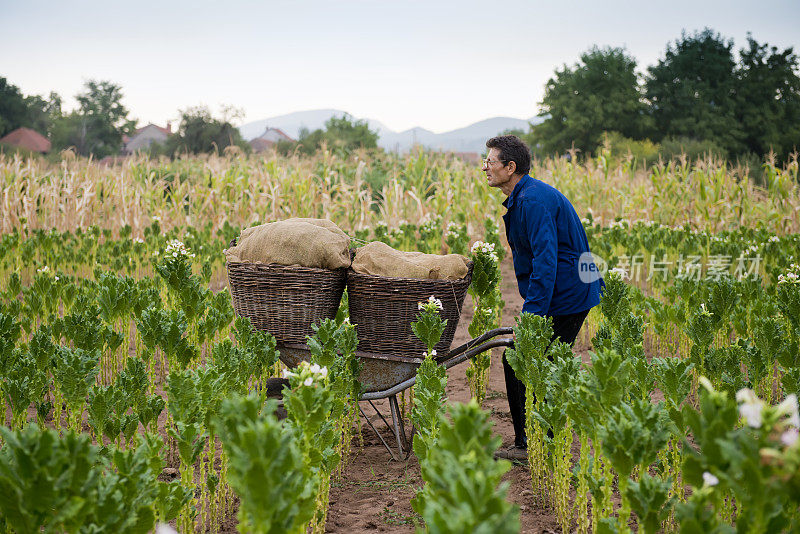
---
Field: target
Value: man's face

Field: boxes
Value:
[483,148,513,188]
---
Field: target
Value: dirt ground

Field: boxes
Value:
[324,256,594,534]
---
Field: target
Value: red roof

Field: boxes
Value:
[0,127,51,153]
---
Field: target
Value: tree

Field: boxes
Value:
[0,78,29,137]
[287,114,379,155]
[164,105,248,155]
[646,29,744,155]
[531,47,652,156]
[0,77,62,141]
[75,80,136,157]
[24,92,62,136]
[735,34,800,159]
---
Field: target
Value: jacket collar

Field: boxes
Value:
[501,174,532,210]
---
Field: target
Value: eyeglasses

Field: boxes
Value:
[482,158,505,167]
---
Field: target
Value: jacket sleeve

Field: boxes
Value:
[521,199,557,316]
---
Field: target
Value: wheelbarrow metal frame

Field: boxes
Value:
[278,327,515,460]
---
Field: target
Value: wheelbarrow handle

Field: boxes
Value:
[439,327,514,362]
[439,337,515,371]
[359,336,514,401]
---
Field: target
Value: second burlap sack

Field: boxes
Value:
[225,218,351,269]
[352,241,469,280]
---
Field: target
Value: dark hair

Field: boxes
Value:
[486,135,531,176]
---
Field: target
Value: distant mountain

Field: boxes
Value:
[239,109,542,153]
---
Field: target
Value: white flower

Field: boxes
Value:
[54,275,60,281]
[156,524,178,534]
[164,239,196,259]
[430,349,437,357]
[769,235,780,243]
[699,303,709,314]
[37,265,49,273]
[609,266,629,280]
[153,215,161,222]
[427,295,443,310]
[134,237,144,244]
[702,471,719,487]
[303,377,314,386]
[318,366,328,378]
[422,351,428,358]
[739,401,764,429]
[777,394,799,428]
[781,428,799,447]
[736,388,763,428]
[471,241,496,255]
[281,369,295,379]
[309,363,321,374]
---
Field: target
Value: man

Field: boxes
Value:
[483,135,603,463]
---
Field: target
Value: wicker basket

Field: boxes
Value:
[346,263,473,359]
[226,255,347,345]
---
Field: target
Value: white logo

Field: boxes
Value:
[578,252,607,283]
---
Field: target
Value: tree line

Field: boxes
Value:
[0,78,256,158]
[0,76,380,159]
[520,29,800,163]
[2,27,798,162]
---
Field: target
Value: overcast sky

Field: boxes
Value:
[2,0,799,133]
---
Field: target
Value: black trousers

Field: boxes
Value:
[502,309,590,448]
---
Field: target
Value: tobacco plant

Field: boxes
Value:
[282,361,342,534]
[412,400,519,534]
[215,394,317,534]
[410,296,448,460]
[466,241,501,404]
[505,313,553,507]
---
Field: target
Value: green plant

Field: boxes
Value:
[466,241,501,404]
[505,313,553,506]
[215,394,317,534]
[412,400,519,534]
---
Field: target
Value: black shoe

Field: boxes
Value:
[494,445,528,465]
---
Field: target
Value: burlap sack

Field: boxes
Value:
[239,218,348,240]
[352,241,469,280]
[225,218,351,269]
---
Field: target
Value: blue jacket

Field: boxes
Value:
[502,174,602,316]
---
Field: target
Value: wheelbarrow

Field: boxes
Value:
[278,326,515,460]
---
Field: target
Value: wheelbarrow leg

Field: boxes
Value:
[388,394,408,455]
[359,404,399,462]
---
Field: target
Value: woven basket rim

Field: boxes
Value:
[227,261,348,274]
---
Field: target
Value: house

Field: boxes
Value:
[0,127,51,153]
[123,123,172,154]
[249,127,294,153]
